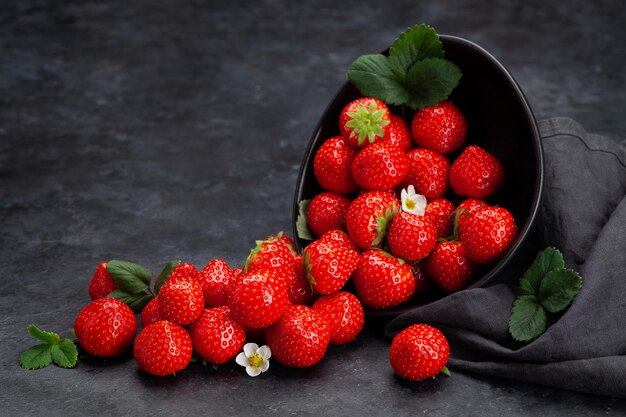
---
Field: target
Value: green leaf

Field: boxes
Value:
[20,326,79,370]
[348,54,410,106]
[296,199,314,241]
[510,247,582,344]
[106,260,152,294]
[508,295,547,342]
[50,340,78,369]
[405,58,462,110]
[520,247,565,297]
[388,24,443,83]
[155,259,182,294]
[27,324,60,345]
[20,344,53,370]
[539,268,582,313]
[108,289,154,313]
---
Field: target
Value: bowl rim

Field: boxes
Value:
[292,34,545,317]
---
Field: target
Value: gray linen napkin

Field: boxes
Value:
[385,117,626,398]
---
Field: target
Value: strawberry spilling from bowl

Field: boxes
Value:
[294,25,543,317]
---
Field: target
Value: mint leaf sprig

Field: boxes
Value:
[508,248,582,342]
[348,24,461,110]
[20,325,78,370]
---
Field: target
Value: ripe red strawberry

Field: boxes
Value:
[158,275,204,325]
[187,306,246,365]
[245,234,297,279]
[141,296,161,327]
[339,97,391,149]
[454,198,489,239]
[74,298,137,357]
[411,101,467,154]
[387,212,437,261]
[228,267,245,295]
[289,254,316,305]
[424,198,455,239]
[345,191,400,250]
[303,239,359,295]
[169,262,199,282]
[276,234,298,256]
[400,148,450,200]
[229,272,290,329]
[199,259,233,307]
[450,145,505,199]
[265,305,331,368]
[88,261,118,300]
[307,192,351,238]
[318,229,358,252]
[422,241,477,293]
[312,291,364,345]
[381,114,412,152]
[133,320,193,376]
[351,142,409,191]
[232,267,243,278]
[389,324,450,381]
[463,206,518,264]
[313,136,359,194]
[352,250,416,309]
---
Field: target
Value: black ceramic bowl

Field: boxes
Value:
[292,35,544,317]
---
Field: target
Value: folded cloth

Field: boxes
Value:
[385,117,626,398]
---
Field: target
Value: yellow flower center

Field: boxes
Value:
[405,199,416,210]
[249,353,263,368]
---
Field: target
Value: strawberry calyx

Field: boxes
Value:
[440,366,451,377]
[372,205,400,247]
[302,251,315,286]
[243,244,263,272]
[244,234,277,272]
[345,101,391,146]
[254,232,280,247]
[451,207,469,241]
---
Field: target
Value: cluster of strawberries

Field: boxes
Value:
[75,232,365,377]
[302,97,519,310]
[67,97,518,382]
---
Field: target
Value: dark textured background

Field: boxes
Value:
[1,0,625,415]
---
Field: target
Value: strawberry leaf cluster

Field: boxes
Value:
[20,325,78,370]
[508,247,582,342]
[107,259,181,313]
[348,25,461,110]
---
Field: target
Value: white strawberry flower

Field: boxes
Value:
[401,185,427,216]
[236,343,271,377]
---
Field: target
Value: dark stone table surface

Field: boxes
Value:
[1,1,625,415]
